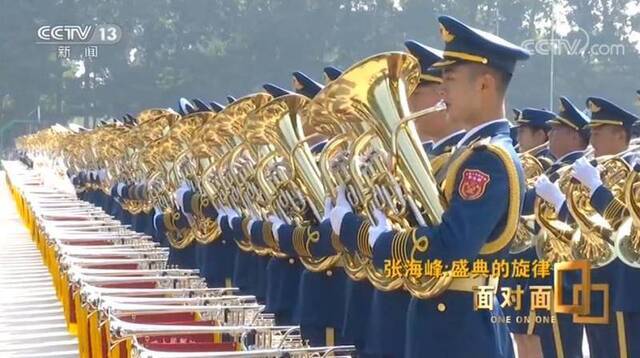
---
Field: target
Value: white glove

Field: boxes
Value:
[245,215,259,236]
[329,186,353,235]
[97,169,107,181]
[368,209,392,248]
[535,175,566,214]
[173,182,191,210]
[226,206,240,227]
[268,215,285,242]
[572,157,602,195]
[116,182,126,197]
[152,206,162,231]
[321,197,333,221]
[215,206,226,227]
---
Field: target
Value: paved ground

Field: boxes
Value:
[0,174,78,358]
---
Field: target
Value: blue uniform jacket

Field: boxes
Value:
[363,120,523,358]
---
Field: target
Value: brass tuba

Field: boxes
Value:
[159,115,205,249]
[308,52,447,296]
[121,109,179,215]
[248,93,341,267]
[200,93,273,252]
[174,111,223,244]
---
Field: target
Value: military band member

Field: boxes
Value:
[516,108,555,164]
[175,99,237,289]
[506,107,556,355]
[357,39,465,357]
[265,70,351,346]
[546,98,591,175]
[517,97,591,358]
[149,98,202,269]
[535,98,591,212]
[563,97,640,358]
[515,108,557,221]
[246,80,307,326]
[334,15,529,357]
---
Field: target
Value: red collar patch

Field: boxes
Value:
[458,169,491,200]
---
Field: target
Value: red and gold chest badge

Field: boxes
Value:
[458,169,490,200]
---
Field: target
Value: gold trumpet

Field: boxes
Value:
[308,52,446,296]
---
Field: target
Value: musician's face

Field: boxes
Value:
[590,124,628,156]
[549,124,577,158]
[517,125,547,152]
[409,82,445,140]
[441,64,481,126]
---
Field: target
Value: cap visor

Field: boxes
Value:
[432,59,458,68]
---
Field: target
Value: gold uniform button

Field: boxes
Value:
[288,258,295,264]
[326,270,333,277]
[437,303,446,312]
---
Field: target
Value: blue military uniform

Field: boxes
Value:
[165,209,198,269]
[428,131,466,157]
[182,187,237,288]
[369,119,524,357]
[579,96,640,358]
[510,98,589,358]
[507,108,556,306]
[354,129,465,358]
[363,15,530,357]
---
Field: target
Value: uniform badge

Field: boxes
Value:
[458,169,490,200]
